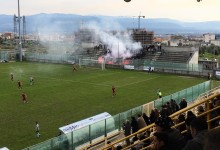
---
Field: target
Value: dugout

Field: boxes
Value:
[0,147,9,150]
[58,112,115,149]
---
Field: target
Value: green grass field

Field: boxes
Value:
[0,62,207,149]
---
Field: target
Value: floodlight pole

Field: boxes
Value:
[18,0,22,61]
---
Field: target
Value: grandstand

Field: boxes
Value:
[100,86,220,150]
[143,46,198,64]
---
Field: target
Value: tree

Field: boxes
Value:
[0,37,3,44]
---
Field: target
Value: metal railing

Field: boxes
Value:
[101,86,220,150]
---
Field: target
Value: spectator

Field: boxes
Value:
[166,102,172,114]
[142,113,151,125]
[154,116,185,150]
[160,105,171,117]
[183,117,208,150]
[150,108,159,123]
[184,111,196,142]
[107,141,113,150]
[142,130,151,146]
[131,136,138,145]
[122,120,131,146]
[152,131,169,150]
[204,128,220,150]
[137,114,147,130]
[174,100,180,112]
[170,99,180,113]
[135,134,145,149]
[186,111,196,121]
[179,98,187,110]
[131,116,138,134]
[197,105,206,121]
[213,99,220,127]
[177,114,186,132]
[116,145,123,150]
[197,105,205,116]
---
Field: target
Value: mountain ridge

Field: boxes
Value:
[1,13,220,34]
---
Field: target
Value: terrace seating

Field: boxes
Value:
[98,87,220,150]
[142,46,196,64]
[156,51,192,63]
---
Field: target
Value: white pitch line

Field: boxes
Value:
[33,75,112,87]
[118,76,160,87]
[79,72,122,81]
[178,76,196,79]
[1,71,159,88]
[0,91,20,97]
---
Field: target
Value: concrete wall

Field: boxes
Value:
[189,49,199,64]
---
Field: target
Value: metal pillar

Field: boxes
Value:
[18,0,22,61]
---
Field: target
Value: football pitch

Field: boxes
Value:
[0,62,206,149]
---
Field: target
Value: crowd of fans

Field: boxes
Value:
[113,96,220,150]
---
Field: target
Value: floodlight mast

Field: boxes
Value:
[18,0,22,61]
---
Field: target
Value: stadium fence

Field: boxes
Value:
[23,53,210,77]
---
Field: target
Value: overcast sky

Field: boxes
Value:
[1,0,220,22]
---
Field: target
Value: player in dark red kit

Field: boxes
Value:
[18,80,22,89]
[21,92,28,103]
[10,73,14,81]
[72,63,78,72]
[112,85,116,97]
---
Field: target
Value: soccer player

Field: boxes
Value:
[112,85,116,97]
[18,80,22,89]
[208,72,211,80]
[72,63,78,72]
[35,121,40,137]
[30,76,34,85]
[10,73,14,81]
[21,92,28,103]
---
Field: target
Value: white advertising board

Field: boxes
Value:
[124,65,134,70]
[216,71,220,76]
[143,66,154,71]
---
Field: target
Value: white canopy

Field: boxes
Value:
[59,112,112,134]
[0,147,9,150]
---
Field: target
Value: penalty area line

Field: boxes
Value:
[33,75,112,87]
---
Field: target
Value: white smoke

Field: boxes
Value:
[86,21,142,59]
[32,15,142,58]
[9,67,25,79]
[33,15,77,55]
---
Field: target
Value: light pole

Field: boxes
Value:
[18,0,22,61]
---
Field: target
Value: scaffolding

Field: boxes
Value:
[129,28,154,46]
